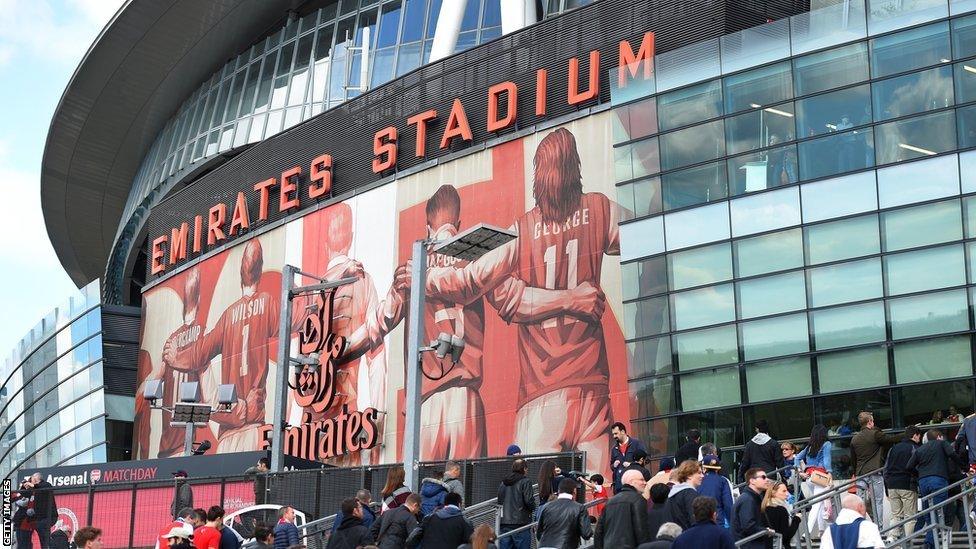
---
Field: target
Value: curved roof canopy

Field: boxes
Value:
[42,0,299,286]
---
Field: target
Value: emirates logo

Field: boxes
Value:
[291,289,346,413]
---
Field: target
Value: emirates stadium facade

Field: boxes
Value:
[47,0,976,490]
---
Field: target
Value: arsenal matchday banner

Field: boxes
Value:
[134,113,641,478]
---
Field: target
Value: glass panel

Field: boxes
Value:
[617,177,662,220]
[877,154,960,208]
[954,62,976,104]
[741,313,809,361]
[790,0,868,55]
[798,127,875,180]
[674,324,740,371]
[868,0,948,35]
[668,243,733,290]
[881,199,962,252]
[680,368,741,412]
[873,66,953,124]
[660,120,725,171]
[801,171,878,223]
[401,0,425,42]
[662,162,728,211]
[723,61,794,115]
[371,47,396,87]
[793,42,870,96]
[958,104,976,148]
[633,417,678,458]
[900,380,974,427]
[630,376,676,417]
[657,80,723,131]
[672,283,735,330]
[620,216,665,262]
[612,97,658,144]
[894,335,972,383]
[877,111,957,164]
[885,244,966,295]
[795,84,871,138]
[805,214,880,265]
[614,138,660,182]
[870,22,951,79]
[966,197,976,238]
[817,346,890,393]
[953,14,976,56]
[889,289,969,340]
[655,38,721,93]
[664,202,731,250]
[746,357,811,403]
[629,335,673,378]
[623,296,670,339]
[729,186,801,238]
[721,19,791,74]
[622,254,668,300]
[811,301,886,350]
[808,258,884,307]
[737,271,807,319]
[734,228,804,277]
[727,144,798,195]
[725,103,796,155]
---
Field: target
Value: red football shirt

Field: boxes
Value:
[193,526,220,549]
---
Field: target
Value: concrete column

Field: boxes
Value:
[429,0,468,62]
[501,0,539,35]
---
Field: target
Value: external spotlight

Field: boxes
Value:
[178,381,201,404]
[192,440,212,455]
[143,379,164,406]
[427,332,465,364]
[449,335,464,364]
[216,384,238,411]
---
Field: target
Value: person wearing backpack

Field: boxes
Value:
[407,492,473,549]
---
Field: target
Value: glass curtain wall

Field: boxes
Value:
[0,281,107,481]
[612,0,976,464]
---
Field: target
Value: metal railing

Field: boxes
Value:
[495,497,607,549]
[880,474,976,549]
[793,468,885,549]
[735,529,783,548]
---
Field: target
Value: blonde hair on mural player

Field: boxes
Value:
[240,239,264,288]
[533,127,583,224]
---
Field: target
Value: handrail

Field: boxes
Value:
[734,464,798,490]
[240,513,337,549]
[880,474,976,537]
[880,478,976,548]
[495,497,607,541]
[793,469,884,512]
[720,422,963,455]
[916,471,976,504]
[735,529,779,548]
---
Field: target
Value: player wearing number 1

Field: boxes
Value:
[425,128,618,475]
[164,239,279,453]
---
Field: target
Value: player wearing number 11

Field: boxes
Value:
[424,127,619,475]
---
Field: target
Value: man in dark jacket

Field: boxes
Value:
[737,421,784,483]
[638,522,682,549]
[850,411,901,525]
[329,498,374,549]
[594,469,651,549]
[29,472,57,548]
[647,484,672,538]
[370,493,420,549]
[732,468,769,549]
[273,506,301,549]
[884,425,921,540]
[672,497,735,549]
[611,422,648,493]
[538,478,593,549]
[908,429,964,548]
[498,459,536,549]
[626,450,652,481]
[954,413,976,466]
[674,430,701,465]
[406,492,473,549]
[663,461,703,531]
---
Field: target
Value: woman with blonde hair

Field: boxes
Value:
[380,466,412,511]
[458,524,498,549]
[760,482,801,549]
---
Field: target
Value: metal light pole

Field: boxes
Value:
[270,265,358,473]
[401,224,516,491]
[402,240,428,491]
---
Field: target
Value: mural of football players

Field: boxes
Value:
[424,127,618,475]
[163,239,279,453]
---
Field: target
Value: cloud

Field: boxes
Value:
[0,0,125,69]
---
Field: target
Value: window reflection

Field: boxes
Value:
[804,214,880,265]
[727,144,798,195]
[723,61,794,114]
[679,368,741,411]
[668,243,733,291]
[796,85,871,138]
[884,244,966,295]
[817,348,890,394]
[894,335,972,383]
[807,258,884,307]
[736,271,807,319]
[674,324,740,371]
[617,177,662,220]
[628,335,673,378]
[733,228,804,277]
[657,80,723,130]
[872,66,953,122]
[798,127,875,180]
[630,376,676,417]
[662,162,728,210]
[740,313,809,361]
[672,283,736,330]
[811,301,886,350]
[725,102,796,155]
[660,120,726,171]
[875,111,957,164]
[881,199,962,252]
[746,357,811,402]
[888,289,969,340]
[793,42,870,96]
[870,21,951,79]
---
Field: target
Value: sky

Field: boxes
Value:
[0,0,126,357]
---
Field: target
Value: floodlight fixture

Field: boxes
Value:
[171,403,213,425]
[143,379,163,404]
[192,440,212,455]
[449,335,465,364]
[432,223,517,261]
[179,381,201,403]
[216,384,238,409]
